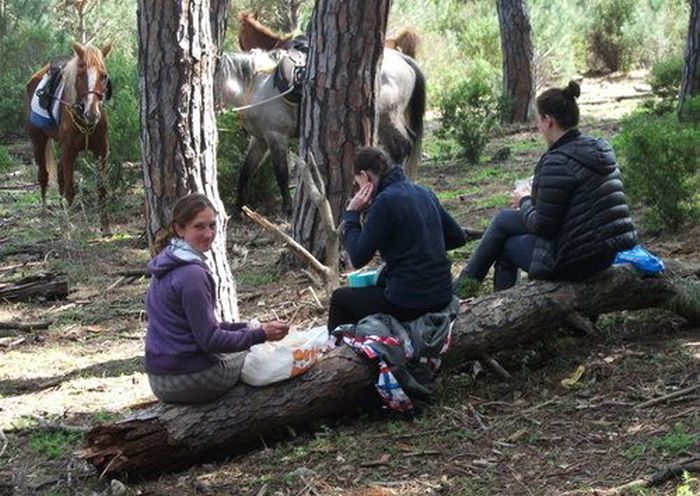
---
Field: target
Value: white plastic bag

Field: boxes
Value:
[240,325,330,386]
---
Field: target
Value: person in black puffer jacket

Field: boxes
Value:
[454,81,637,297]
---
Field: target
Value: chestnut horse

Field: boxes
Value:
[26,41,112,232]
[238,11,420,58]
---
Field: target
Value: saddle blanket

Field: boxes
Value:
[29,73,65,129]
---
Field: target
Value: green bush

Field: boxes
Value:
[587,0,637,72]
[0,24,68,142]
[642,55,683,115]
[437,65,501,165]
[0,146,18,171]
[105,47,140,166]
[615,112,700,230]
[680,95,700,124]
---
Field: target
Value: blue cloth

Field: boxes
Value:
[342,167,466,309]
[614,245,665,274]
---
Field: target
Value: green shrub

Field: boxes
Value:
[0,24,68,141]
[105,47,140,166]
[680,95,700,124]
[0,146,18,171]
[642,55,683,115]
[587,0,637,72]
[615,112,700,230]
[437,65,501,164]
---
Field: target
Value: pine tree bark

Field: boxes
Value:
[679,0,700,121]
[497,0,535,123]
[138,0,237,320]
[290,0,390,261]
[81,265,697,478]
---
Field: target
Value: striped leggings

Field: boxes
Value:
[147,352,247,404]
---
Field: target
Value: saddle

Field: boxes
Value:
[36,56,71,110]
[273,37,308,105]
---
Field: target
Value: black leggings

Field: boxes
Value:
[327,285,448,332]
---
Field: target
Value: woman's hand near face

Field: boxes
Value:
[262,320,290,341]
[347,183,374,212]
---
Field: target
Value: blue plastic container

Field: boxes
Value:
[347,269,379,288]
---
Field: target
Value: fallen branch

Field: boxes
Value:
[559,454,700,495]
[634,383,700,410]
[0,319,51,331]
[82,265,691,478]
[0,273,68,302]
[243,205,333,284]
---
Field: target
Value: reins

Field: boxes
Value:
[227,85,297,112]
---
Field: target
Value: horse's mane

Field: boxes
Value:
[217,49,283,86]
[61,45,107,103]
[238,11,291,50]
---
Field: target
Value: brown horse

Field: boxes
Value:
[26,41,112,232]
[238,11,420,58]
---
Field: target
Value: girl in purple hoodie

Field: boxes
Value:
[145,193,288,403]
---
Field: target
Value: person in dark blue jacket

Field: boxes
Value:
[454,81,637,297]
[327,146,467,331]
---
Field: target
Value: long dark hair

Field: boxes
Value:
[536,80,581,129]
[154,193,216,253]
[352,146,394,179]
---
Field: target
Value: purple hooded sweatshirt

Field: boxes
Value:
[145,248,266,375]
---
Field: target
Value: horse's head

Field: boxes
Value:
[68,41,112,126]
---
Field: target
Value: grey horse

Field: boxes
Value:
[215,48,425,215]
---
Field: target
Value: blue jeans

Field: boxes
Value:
[457,209,538,291]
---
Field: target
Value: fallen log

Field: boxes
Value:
[0,273,68,302]
[81,265,692,478]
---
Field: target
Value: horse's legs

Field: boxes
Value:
[60,143,80,207]
[29,131,50,207]
[237,137,269,212]
[267,136,292,216]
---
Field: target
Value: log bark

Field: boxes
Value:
[137,0,237,320]
[82,265,687,478]
[0,273,68,302]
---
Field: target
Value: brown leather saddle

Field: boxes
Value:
[273,38,308,105]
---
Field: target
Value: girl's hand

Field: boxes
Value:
[511,188,530,207]
[347,183,374,212]
[262,320,290,341]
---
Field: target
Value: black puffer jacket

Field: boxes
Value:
[519,130,637,279]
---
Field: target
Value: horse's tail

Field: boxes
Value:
[403,54,425,180]
[45,138,58,186]
[387,29,420,59]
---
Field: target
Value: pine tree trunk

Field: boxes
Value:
[497,0,535,124]
[290,0,390,261]
[138,0,237,320]
[679,0,700,121]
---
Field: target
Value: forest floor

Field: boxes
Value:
[0,70,698,496]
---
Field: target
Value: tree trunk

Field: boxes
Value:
[290,0,390,261]
[82,265,692,478]
[497,0,535,124]
[138,0,237,320]
[679,0,700,121]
